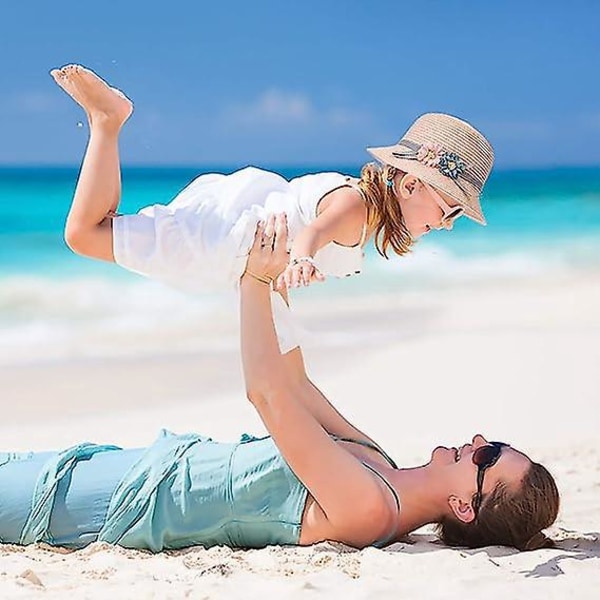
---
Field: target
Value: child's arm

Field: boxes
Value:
[281,187,366,288]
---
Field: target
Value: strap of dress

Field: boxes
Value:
[344,177,369,247]
[361,462,400,548]
[357,222,368,247]
[361,462,401,512]
[331,435,398,469]
[330,434,400,547]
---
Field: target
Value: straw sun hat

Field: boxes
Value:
[367,113,494,225]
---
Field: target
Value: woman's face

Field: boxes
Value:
[430,434,532,521]
[395,174,464,239]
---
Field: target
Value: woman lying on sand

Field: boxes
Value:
[0,215,559,553]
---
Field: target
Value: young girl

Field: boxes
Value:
[50,64,494,352]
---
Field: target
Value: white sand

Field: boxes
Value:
[1,274,599,599]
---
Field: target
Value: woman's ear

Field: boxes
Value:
[448,495,476,524]
[397,174,418,199]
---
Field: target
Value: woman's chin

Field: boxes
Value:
[430,445,456,465]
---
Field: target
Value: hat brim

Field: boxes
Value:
[366,145,487,226]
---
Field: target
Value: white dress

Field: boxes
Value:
[112,166,366,352]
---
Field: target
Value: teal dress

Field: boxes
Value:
[0,430,398,551]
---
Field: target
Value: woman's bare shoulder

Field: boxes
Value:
[300,477,397,548]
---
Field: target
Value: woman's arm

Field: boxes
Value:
[280,345,389,455]
[241,216,389,538]
[274,286,389,459]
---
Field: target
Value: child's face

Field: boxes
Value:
[396,175,463,239]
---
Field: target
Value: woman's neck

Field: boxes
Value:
[386,465,448,536]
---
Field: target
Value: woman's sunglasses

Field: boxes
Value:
[423,183,465,230]
[472,442,510,517]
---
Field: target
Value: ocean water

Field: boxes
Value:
[1,165,599,365]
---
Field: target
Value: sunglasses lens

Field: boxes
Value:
[472,444,502,467]
[447,207,464,221]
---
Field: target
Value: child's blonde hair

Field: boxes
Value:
[358,162,413,258]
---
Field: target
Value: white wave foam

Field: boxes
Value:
[0,276,240,365]
[370,242,592,284]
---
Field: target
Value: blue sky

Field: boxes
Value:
[1,0,599,168]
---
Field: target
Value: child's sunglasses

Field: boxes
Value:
[423,182,465,229]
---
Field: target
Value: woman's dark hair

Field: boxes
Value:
[436,461,560,551]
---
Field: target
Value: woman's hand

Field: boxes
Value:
[244,213,289,285]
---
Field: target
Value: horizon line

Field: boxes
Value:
[1,162,600,175]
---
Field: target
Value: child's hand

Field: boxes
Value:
[276,257,326,289]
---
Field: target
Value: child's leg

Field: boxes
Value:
[51,65,133,262]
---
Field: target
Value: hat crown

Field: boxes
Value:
[401,113,494,195]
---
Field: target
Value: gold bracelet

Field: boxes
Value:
[244,270,273,286]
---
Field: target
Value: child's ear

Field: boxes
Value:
[398,174,417,199]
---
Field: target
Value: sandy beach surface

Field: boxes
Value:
[1,273,599,599]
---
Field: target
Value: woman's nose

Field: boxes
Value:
[472,434,488,447]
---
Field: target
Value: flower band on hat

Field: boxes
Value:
[391,139,483,196]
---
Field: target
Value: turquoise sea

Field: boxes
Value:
[1,165,600,365]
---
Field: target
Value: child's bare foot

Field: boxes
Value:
[50,64,133,130]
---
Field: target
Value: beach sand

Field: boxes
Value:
[1,273,599,599]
